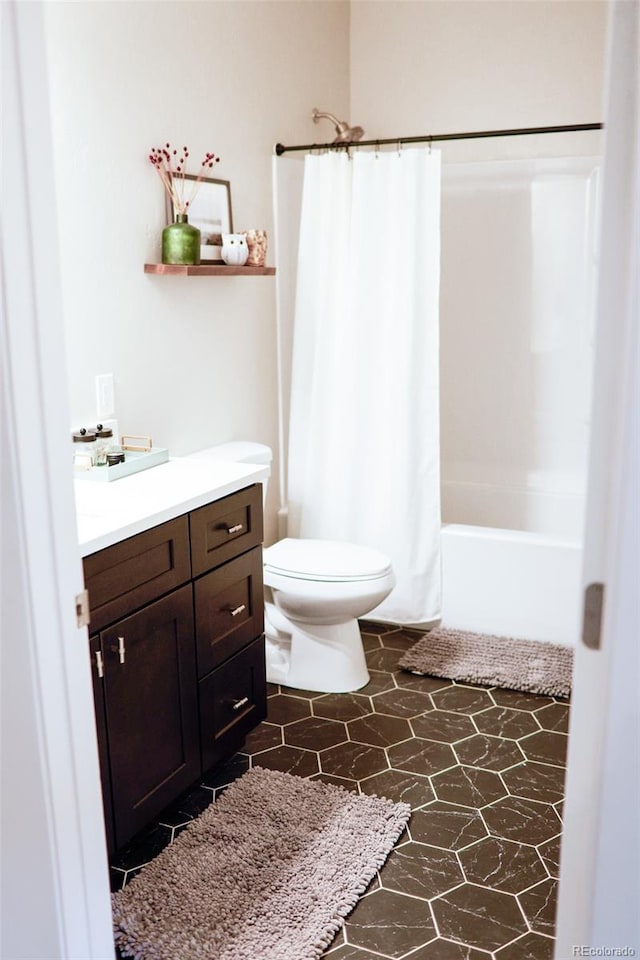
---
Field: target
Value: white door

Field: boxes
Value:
[1,3,114,957]
[554,1,639,953]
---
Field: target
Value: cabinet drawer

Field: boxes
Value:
[194,547,264,678]
[199,636,266,772]
[84,516,191,632]
[190,485,263,577]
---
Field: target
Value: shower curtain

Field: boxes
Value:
[286,148,442,625]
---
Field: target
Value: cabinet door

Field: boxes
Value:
[89,635,115,855]
[100,585,199,849]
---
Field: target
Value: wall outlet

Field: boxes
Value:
[96,373,115,419]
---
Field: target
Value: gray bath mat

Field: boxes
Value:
[112,766,410,960]
[398,627,573,698]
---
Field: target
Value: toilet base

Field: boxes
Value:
[265,602,370,693]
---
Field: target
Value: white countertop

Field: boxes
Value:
[75,457,269,557]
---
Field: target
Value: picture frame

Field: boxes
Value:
[166,175,233,263]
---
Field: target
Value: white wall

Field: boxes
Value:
[350,1,607,146]
[350,1,608,539]
[44,0,350,545]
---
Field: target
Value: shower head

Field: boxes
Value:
[312,108,365,144]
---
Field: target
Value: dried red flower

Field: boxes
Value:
[148,141,221,216]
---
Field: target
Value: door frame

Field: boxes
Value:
[1,3,114,957]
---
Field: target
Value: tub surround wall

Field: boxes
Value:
[439,157,600,542]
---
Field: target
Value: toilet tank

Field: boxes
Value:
[186,441,272,505]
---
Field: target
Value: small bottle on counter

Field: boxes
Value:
[94,424,114,466]
[72,427,97,470]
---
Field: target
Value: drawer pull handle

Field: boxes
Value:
[109,636,126,664]
[226,523,244,535]
[231,696,249,711]
[229,603,246,618]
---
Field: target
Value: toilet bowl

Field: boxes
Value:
[263,538,395,692]
[186,442,395,693]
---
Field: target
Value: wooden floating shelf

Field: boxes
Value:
[144,263,276,277]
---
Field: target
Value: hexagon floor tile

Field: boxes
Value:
[431,764,507,808]
[348,711,413,747]
[431,883,528,952]
[342,887,436,957]
[409,801,488,850]
[458,836,547,893]
[320,740,390,780]
[411,709,477,743]
[111,619,570,960]
[378,840,464,899]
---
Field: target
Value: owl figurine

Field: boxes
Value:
[221,233,249,266]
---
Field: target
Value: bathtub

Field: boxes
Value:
[440,524,582,646]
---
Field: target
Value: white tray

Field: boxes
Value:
[75,447,169,482]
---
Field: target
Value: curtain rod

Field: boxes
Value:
[274,123,603,156]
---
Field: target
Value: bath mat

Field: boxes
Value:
[398,627,573,698]
[112,766,410,960]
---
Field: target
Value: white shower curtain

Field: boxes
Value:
[287,148,442,624]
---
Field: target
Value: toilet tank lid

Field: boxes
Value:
[188,441,273,465]
[264,538,392,581]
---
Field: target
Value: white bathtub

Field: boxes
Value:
[440,524,582,646]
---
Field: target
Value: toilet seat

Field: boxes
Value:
[263,538,392,583]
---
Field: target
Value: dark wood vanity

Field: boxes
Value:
[84,483,266,854]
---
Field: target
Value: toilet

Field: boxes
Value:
[187,442,395,693]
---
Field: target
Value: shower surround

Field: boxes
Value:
[439,155,600,645]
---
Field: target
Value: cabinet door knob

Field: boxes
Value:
[226,523,244,535]
[229,603,247,618]
[231,696,249,711]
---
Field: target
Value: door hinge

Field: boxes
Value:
[582,582,605,650]
[75,589,91,628]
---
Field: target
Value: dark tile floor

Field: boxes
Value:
[111,621,569,960]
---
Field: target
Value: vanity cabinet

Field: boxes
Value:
[85,483,266,854]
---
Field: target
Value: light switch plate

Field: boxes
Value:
[96,373,114,419]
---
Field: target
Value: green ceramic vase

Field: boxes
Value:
[162,214,201,265]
